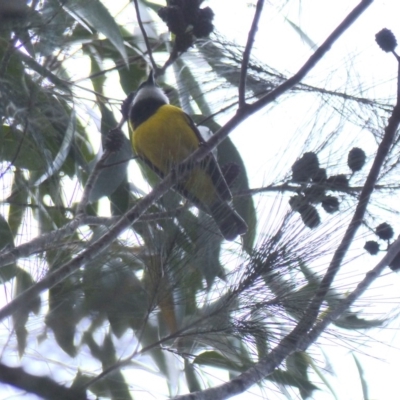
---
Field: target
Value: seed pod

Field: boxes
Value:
[312,168,327,183]
[321,196,339,214]
[375,222,394,240]
[292,152,319,183]
[348,147,366,172]
[289,194,307,212]
[299,204,320,229]
[375,28,397,52]
[364,241,380,255]
[326,174,349,190]
[304,185,326,204]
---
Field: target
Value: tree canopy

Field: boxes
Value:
[0,0,399,399]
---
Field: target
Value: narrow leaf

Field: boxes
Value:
[63,0,128,65]
[353,353,369,400]
[32,110,76,186]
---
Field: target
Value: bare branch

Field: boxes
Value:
[132,0,158,72]
[239,0,264,108]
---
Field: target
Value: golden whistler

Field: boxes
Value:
[128,71,247,241]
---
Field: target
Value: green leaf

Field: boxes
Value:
[175,60,212,115]
[46,278,80,357]
[83,333,133,399]
[83,259,148,337]
[0,213,20,282]
[63,0,128,65]
[0,213,15,251]
[32,110,76,186]
[184,359,202,392]
[18,51,70,91]
[286,352,316,399]
[140,0,162,14]
[254,323,268,360]
[88,103,132,203]
[183,211,224,287]
[309,352,338,400]
[7,169,29,237]
[353,353,369,400]
[268,369,319,395]
[118,61,147,95]
[334,313,384,330]
[109,176,130,215]
[72,370,109,398]
[0,264,19,284]
[140,323,172,382]
[13,269,41,356]
[285,18,317,50]
[194,351,243,372]
[87,46,106,95]
[0,126,47,171]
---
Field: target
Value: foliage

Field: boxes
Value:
[0,1,399,399]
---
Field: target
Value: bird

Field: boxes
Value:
[126,71,247,241]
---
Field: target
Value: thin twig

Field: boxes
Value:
[239,0,264,108]
[132,0,158,72]
[159,48,179,75]
[235,183,389,197]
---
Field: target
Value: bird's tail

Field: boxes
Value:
[209,201,248,241]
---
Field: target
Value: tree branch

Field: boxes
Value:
[0,363,87,400]
[132,0,158,72]
[238,0,264,108]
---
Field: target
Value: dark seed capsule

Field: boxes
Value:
[375,222,394,240]
[364,240,380,255]
[348,147,366,172]
[375,28,397,52]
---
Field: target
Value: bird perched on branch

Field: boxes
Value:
[126,71,247,241]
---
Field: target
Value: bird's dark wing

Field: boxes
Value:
[185,114,232,202]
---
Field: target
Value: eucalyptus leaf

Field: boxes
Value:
[32,110,76,186]
[13,269,41,356]
[0,126,47,171]
[62,0,128,65]
[88,103,133,203]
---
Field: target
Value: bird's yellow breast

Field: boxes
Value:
[130,104,218,206]
[131,104,200,174]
